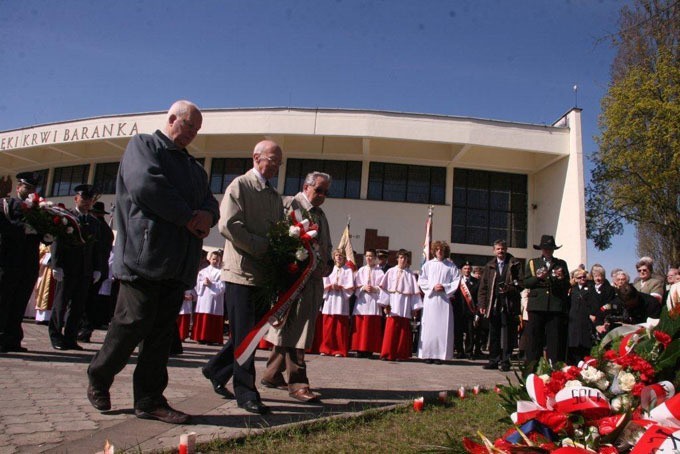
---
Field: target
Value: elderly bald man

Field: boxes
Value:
[87,100,219,424]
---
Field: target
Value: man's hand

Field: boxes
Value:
[433,283,445,292]
[186,210,213,239]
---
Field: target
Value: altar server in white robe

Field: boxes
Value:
[191,251,226,344]
[177,288,196,341]
[417,241,461,363]
[378,249,423,361]
[351,249,385,358]
[321,249,355,357]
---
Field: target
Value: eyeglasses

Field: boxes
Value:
[260,155,281,166]
[313,187,329,195]
[637,268,649,273]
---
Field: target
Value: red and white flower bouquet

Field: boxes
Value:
[464,307,680,453]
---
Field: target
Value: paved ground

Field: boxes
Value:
[0,321,515,453]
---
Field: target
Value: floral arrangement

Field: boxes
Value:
[3,193,84,244]
[234,208,319,365]
[464,305,680,453]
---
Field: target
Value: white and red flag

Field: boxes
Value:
[336,216,356,271]
[420,206,433,269]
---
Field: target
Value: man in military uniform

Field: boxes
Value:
[523,235,570,365]
[0,172,43,353]
[78,201,114,342]
[453,260,479,359]
[49,184,104,351]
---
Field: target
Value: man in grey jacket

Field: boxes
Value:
[202,140,284,415]
[260,171,333,402]
[87,100,219,424]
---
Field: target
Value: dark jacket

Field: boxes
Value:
[524,255,570,313]
[51,210,103,277]
[477,253,523,317]
[455,274,479,316]
[112,131,219,288]
[567,284,598,348]
[589,280,617,326]
[0,196,41,272]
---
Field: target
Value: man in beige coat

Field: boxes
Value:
[261,172,333,402]
[202,140,284,415]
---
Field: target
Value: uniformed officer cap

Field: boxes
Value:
[16,171,41,187]
[462,260,473,267]
[73,184,98,199]
[377,249,389,258]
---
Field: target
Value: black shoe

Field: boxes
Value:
[455,352,467,359]
[87,384,111,411]
[499,363,511,372]
[5,345,28,352]
[482,362,498,370]
[135,403,191,424]
[433,359,443,365]
[239,400,270,415]
[77,334,91,343]
[65,342,84,351]
[52,339,67,350]
[424,359,433,364]
[201,367,234,398]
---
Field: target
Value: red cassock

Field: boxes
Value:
[350,315,383,353]
[306,311,324,354]
[320,314,350,357]
[191,314,224,344]
[380,315,412,361]
[177,314,191,341]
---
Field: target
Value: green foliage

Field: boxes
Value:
[587,32,680,261]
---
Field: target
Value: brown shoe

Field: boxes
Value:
[260,378,288,390]
[289,387,319,403]
[87,384,111,411]
[135,403,191,424]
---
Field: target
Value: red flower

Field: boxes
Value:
[53,216,61,225]
[603,350,618,361]
[565,366,581,380]
[286,262,299,274]
[654,330,672,348]
[632,382,645,396]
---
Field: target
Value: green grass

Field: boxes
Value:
[194,392,506,453]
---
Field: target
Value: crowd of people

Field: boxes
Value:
[0,99,676,426]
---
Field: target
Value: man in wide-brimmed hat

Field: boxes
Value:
[523,234,570,365]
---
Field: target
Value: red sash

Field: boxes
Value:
[459,279,475,313]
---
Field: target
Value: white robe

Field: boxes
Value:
[417,258,461,360]
[353,265,384,316]
[322,265,354,315]
[378,267,423,318]
[179,288,196,315]
[194,265,226,315]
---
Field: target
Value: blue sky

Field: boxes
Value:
[0,0,639,275]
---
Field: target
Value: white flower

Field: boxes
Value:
[62,217,68,225]
[617,371,636,392]
[295,248,309,261]
[610,396,623,412]
[564,380,582,389]
[580,367,609,391]
[605,362,622,377]
[39,201,48,208]
[289,225,301,238]
[305,230,318,239]
[66,226,74,234]
[46,201,53,207]
[539,374,550,383]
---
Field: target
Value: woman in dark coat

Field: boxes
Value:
[567,269,599,365]
[588,264,617,339]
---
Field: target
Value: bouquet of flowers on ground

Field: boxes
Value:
[3,193,85,244]
[464,305,680,453]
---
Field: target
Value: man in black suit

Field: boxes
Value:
[453,260,479,359]
[49,184,104,351]
[0,172,43,353]
[477,240,522,371]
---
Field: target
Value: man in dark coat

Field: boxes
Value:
[49,184,104,351]
[78,201,115,342]
[523,234,570,365]
[453,260,479,359]
[477,239,522,371]
[0,172,43,352]
[87,100,219,424]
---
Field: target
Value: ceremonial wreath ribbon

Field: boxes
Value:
[234,209,318,366]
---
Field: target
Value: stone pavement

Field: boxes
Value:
[0,321,514,453]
